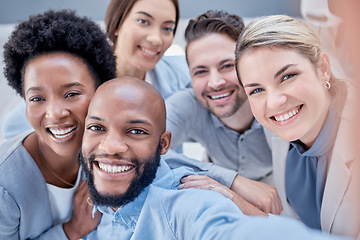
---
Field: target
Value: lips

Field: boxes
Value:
[47,126,77,142]
[271,105,302,122]
[139,46,160,57]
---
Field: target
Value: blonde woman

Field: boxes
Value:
[235,15,360,238]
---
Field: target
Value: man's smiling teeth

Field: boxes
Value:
[48,126,76,138]
[141,47,157,56]
[210,92,231,100]
[274,108,299,122]
[98,163,133,174]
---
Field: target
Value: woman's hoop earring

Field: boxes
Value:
[324,81,331,89]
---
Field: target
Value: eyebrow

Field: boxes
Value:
[243,64,297,88]
[273,64,296,79]
[25,82,85,95]
[136,11,176,25]
[86,116,104,122]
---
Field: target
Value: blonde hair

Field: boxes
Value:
[235,15,343,98]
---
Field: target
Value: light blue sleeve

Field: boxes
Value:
[163,189,352,240]
[163,149,237,188]
[1,101,33,140]
[165,89,197,149]
[0,187,68,240]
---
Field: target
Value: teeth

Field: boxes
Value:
[98,163,133,173]
[141,47,157,56]
[49,126,76,138]
[274,108,299,122]
[210,92,231,100]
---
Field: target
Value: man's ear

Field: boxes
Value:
[318,52,331,83]
[160,130,171,155]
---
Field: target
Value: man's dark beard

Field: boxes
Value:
[80,141,161,208]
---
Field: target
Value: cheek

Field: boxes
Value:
[26,105,43,128]
[162,35,174,50]
[192,79,206,97]
[249,98,266,121]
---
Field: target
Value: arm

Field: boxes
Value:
[171,189,332,240]
[165,89,195,149]
[230,174,283,214]
[0,187,68,240]
[179,175,266,216]
[180,174,282,215]
[0,187,22,240]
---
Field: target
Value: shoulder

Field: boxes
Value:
[0,132,45,198]
[165,88,196,107]
[157,55,188,68]
[0,132,30,166]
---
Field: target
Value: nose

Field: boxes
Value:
[98,131,128,155]
[45,100,70,120]
[207,70,226,90]
[146,27,163,46]
[266,88,287,110]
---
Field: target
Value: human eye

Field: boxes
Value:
[249,88,264,96]
[221,63,235,70]
[282,73,296,81]
[137,19,149,25]
[163,26,175,33]
[65,91,80,98]
[129,129,148,135]
[29,96,44,102]
[87,125,105,132]
[193,69,207,77]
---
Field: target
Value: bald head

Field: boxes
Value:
[89,76,167,133]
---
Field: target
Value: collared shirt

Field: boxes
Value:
[83,158,345,240]
[165,88,272,180]
[84,157,246,239]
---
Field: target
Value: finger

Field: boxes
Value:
[181,175,212,183]
[272,196,283,215]
[179,180,213,189]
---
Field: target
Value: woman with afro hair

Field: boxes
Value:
[0,9,116,239]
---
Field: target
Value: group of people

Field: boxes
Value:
[0,0,358,239]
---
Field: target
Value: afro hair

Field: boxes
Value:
[3,9,116,97]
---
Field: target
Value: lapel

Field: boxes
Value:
[320,150,351,232]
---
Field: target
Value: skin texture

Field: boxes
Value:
[22,52,101,239]
[181,33,282,215]
[114,0,176,79]
[82,77,171,210]
[238,46,332,149]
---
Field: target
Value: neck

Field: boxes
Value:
[219,101,254,133]
[116,57,146,80]
[24,133,80,188]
